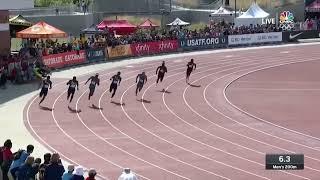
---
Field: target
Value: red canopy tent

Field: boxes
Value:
[97,20,136,35]
[139,19,159,29]
[16,21,67,38]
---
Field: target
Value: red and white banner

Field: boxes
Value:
[130,40,178,56]
[42,50,86,68]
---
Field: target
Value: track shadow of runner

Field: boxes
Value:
[89,104,103,110]
[188,83,201,88]
[68,106,82,113]
[137,99,151,104]
[157,89,172,94]
[111,101,125,106]
[39,105,53,111]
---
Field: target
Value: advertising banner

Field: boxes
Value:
[228,32,282,46]
[179,36,227,50]
[282,30,320,42]
[86,48,106,62]
[42,50,86,68]
[107,44,132,59]
[130,40,179,56]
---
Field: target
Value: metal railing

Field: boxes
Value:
[9,5,92,16]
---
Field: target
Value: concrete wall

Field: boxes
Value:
[0,0,34,10]
[94,0,171,13]
[26,14,94,36]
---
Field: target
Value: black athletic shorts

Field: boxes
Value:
[157,73,164,82]
[186,68,193,76]
[40,88,48,97]
[110,83,118,91]
[68,87,75,95]
[137,82,144,90]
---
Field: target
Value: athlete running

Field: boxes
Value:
[156,61,167,90]
[135,72,147,96]
[109,72,122,98]
[186,59,196,84]
[85,73,100,100]
[66,76,79,103]
[39,76,52,105]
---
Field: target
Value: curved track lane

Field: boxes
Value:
[25,44,320,179]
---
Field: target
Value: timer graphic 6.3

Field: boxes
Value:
[266,154,304,170]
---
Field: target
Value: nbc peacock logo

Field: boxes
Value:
[279,11,295,31]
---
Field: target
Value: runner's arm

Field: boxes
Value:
[49,81,52,89]
[194,63,196,70]
[76,81,79,90]
[156,66,159,74]
[118,77,121,86]
[136,75,139,83]
[85,77,91,85]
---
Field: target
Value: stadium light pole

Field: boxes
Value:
[234,0,237,18]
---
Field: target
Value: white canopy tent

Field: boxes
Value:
[234,2,269,26]
[211,6,233,17]
[167,18,190,26]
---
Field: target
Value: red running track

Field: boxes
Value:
[24,44,320,180]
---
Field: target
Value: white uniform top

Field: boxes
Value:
[118,172,138,180]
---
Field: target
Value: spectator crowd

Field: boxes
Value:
[1,17,319,90]
[0,139,138,180]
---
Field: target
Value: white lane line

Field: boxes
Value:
[75,62,193,180]
[27,60,168,180]
[25,43,320,179]
[161,56,307,179]
[280,51,290,54]
[141,59,276,179]
[224,63,320,144]
[104,136,129,140]
[230,88,320,91]
[98,59,241,179]
[199,57,320,172]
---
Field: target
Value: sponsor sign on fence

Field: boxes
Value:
[282,30,320,42]
[179,36,227,50]
[130,40,179,56]
[86,48,106,62]
[42,50,86,68]
[228,32,282,46]
[107,45,132,59]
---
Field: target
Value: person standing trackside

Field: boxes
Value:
[135,72,147,97]
[109,72,122,99]
[118,168,138,180]
[85,73,100,100]
[155,61,167,91]
[67,76,79,103]
[186,59,196,84]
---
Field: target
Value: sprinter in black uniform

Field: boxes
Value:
[66,76,79,103]
[39,76,52,105]
[109,72,122,98]
[135,72,147,96]
[85,73,100,100]
[156,61,167,86]
[186,59,196,84]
